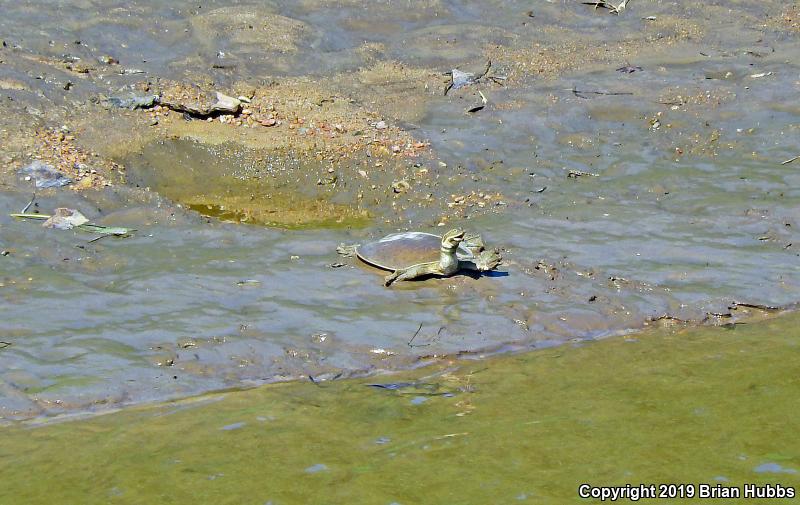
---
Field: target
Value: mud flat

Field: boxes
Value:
[0,0,799,419]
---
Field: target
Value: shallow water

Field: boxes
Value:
[2,311,799,504]
[1,0,799,419]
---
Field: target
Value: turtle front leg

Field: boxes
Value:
[475,249,502,271]
[462,233,501,271]
[384,261,443,286]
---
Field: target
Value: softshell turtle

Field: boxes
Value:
[337,228,501,286]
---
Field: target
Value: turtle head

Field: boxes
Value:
[441,228,466,251]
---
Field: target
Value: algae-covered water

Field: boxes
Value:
[2,312,798,504]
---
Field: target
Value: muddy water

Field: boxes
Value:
[1,0,799,420]
[2,311,799,504]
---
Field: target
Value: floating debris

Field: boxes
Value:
[583,0,630,15]
[616,64,643,73]
[304,464,328,474]
[451,69,477,90]
[444,60,492,95]
[220,422,246,431]
[42,208,88,230]
[19,161,72,188]
[568,86,634,99]
[366,382,417,390]
[10,210,135,238]
[753,463,798,474]
[780,154,800,165]
[567,170,599,178]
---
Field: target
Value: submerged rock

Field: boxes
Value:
[19,161,72,188]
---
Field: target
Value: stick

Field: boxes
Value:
[10,212,47,220]
[407,322,424,347]
[781,155,800,165]
[475,59,492,81]
[568,86,633,98]
[21,193,35,213]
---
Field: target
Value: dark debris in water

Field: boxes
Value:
[616,65,643,74]
[366,382,417,390]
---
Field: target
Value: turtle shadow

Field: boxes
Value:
[462,269,509,279]
[389,269,509,285]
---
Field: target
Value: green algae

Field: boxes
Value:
[2,314,799,504]
[124,138,371,230]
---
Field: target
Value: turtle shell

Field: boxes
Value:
[356,232,475,271]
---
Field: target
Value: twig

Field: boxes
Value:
[407,322,424,347]
[568,169,599,178]
[21,193,35,213]
[88,234,110,243]
[568,86,633,99]
[475,59,492,81]
[0,341,11,349]
[781,154,800,165]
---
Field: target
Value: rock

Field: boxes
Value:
[105,94,160,110]
[213,92,241,114]
[392,180,410,193]
[98,55,119,65]
[19,161,72,188]
[160,87,241,117]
